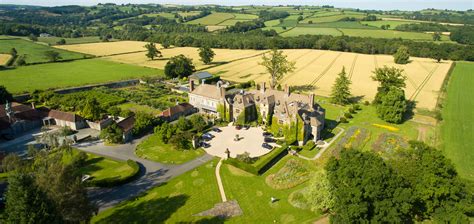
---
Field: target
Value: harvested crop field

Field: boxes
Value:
[55,41,152,56]
[0,54,12,65]
[207,49,452,110]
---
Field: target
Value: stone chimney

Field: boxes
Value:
[189,80,195,92]
[309,93,315,107]
[261,82,266,93]
[284,84,290,96]
[220,86,226,99]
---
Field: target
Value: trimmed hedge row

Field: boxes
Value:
[88,159,141,187]
[223,145,289,175]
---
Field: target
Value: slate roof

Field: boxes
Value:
[190,83,225,100]
[41,109,83,122]
[117,115,135,133]
[161,103,194,117]
[189,71,213,80]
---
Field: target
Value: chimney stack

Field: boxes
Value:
[261,82,266,93]
[220,86,226,99]
[189,80,195,92]
[309,93,315,107]
[284,84,290,96]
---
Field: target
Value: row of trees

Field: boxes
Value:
[154,115,207,150]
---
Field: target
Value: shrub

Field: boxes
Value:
[223,145,288,175]
[344,112,353,119]
[303,140,316,151]
[353,104,361,110]
[348,108,355,114]
[339,117,348,123]
[364,101,370,106]
[235,152,257,164]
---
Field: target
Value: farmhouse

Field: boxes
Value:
[41,109,87,130]
[117,115,135,143]
[0,102,43,136]
[188,80,227,116]
[160,102,195,122]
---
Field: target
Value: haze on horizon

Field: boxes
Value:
[0,0,472,11]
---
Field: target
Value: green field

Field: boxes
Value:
[361,20,417,29]
[301,13,365,24]
[264,19,281,27]
[37,36,103,45]
[186,12,235,25]
[280,27,342,37]
[339,28,450,41]
[92,159,222,223]
[135,133,205,164]
[441,61,474,182]
[0,59,162,93]
[219,19,251,26]
[0,39,86,64]
[298,21,377,29]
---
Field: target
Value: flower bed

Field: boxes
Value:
[371,133,408,155]
[265,158,311,189]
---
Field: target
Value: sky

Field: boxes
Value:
[0,0,472,11]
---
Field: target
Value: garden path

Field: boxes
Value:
[215,158,227,202]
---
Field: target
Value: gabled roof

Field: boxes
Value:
[43,109,83,123]
[190,83,225,100]
[189,71,213,80]
[161,103,194,117]
[117,115,135,132]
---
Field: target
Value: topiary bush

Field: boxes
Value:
[339,117,348,123]
[344,112,353,119]
[348,108,355,114]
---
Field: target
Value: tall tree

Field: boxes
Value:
[330,67,352,105]
[44,51,62,62]
[100,123,124,144]
[376,86,407,123]
[144,42,161,60]
[372,66,406,104]
[0,85,13,104]
[5,172,60,223]
[198,46,215,64]
[80,98,102,121]
[164,54,195,79]
[326,150,413,223]
[393,45,410,64]
[259,49,296,88]
[133,112,154,135]
[190,114,207,132]
[303,171,335,213]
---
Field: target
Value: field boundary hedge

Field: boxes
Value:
[223,144,289,175]
[88,159,141,187]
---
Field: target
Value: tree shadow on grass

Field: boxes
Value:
[177,216,228,224]
[403,100,416,123]
[350,95,365,104]
[94,194,190,224]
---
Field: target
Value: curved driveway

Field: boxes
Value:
[74,135,214,212]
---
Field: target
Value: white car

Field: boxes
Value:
[81,174,91,182]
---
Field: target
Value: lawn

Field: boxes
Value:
[221,156,320,223]
[118,102,162,116]
[280,27,343,37]
[0,58,162,94]
[92,159,222,223]
[440,61,474,182]
[37,36,103,45]
[135,133,205,165]
[63,150,136,183]
[0,39,86,64]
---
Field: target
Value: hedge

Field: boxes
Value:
[223,144,289,175]
[88,159,141,187]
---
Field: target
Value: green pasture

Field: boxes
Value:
[339,28,451,41]
[0,39,86,64]
[441,61,474,182]
[298,21,378,29]
[37,36,103,45]
[186,12,235,25]
[280,27,342,37]
[360,20,417,29]
[0,59,162,94]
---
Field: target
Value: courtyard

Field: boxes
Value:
[205,126,278,158]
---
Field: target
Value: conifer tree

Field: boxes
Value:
[330,67,352,105]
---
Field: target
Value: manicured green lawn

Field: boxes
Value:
[441,61,474,182]
[221,156,320,223]
[37,36,103,45]
[136,133,205,165]
[0,58,163,93]
[92,159,222,223]
[118,102,162,116]
[63,150,136,182]
[0,38,86,64]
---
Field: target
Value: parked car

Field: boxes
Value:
[201,142,210,148]
[243,125,250,130]
[264,137,276,143]
[203,133,214,139]
[262,132,273,137]
[202,136,212,141]
[262,143,273,150]
[81,175,91,182]
[235,125,242,130]
[212,127,222,133]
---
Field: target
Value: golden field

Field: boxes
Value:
[58,41,451,110]
[0,54,12,65]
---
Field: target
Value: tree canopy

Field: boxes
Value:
[198,46,215,65]
[330,67,352,105]
[393,45,410,64]
[164,54,195,79]
[44,50,62,62]
[259,49,295,88]
[0,85,13,104]
[372,66,406,104]
[144,42,162,60]
[376,86,407,124]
